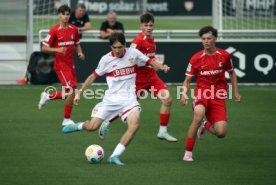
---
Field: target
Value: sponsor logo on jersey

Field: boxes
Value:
[58,41,75,46]
[146,52,155,57]
[107,66,136,77]
[200,69,223,75]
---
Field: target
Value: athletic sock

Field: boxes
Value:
[64,104,73,119]
[110,143,126,158]
[205,121,212,131]
[186,137,196,152]
[160,113,170,126]
[49,91,63,100]
[159,126,167,133]
[77,122,84,130]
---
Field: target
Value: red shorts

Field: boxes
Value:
[136,76,168,96]
[193,97,227,124]
[55,69,77,88]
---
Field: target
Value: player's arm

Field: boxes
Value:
[180,75,193,105]
[75,44,85,60]
[148,59,170,73]
[74,72,97,105]
[228,70,241,103]
[41,45,66,54]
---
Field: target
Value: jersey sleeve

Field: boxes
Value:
[100,22,107,31]
[185,57,197,76]
[42,28,56,47]
[133,48,150,67]
[94,57,108,76]
[118,22,124,31]
[130,37,141,50]
[225,53,234,72]
[83,13,90,22]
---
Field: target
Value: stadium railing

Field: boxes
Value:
[38,29,276,42]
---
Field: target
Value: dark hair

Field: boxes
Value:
[57,5,71,14]
[109,33,126,46]
[140,12,154,23]
[198,26,218,37]
[76,3,86,9]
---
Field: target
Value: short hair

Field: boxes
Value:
[198,26,218,37]
[109,33,126,46]
[58,4,71,14]
[107,11,117,18]
[140,12,154,23]
[76,3,86,9]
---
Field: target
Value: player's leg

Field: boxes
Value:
[60,70,78,126]
[150,77,177,142]
[108,105,140,165]
[183,104,206,161]
[62,117,103,133]
[38,70,65,110]
[204,99,227,138]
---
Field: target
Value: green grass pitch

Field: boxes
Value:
[0,85,276,185]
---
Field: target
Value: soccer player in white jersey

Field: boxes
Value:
[62,33,170,165]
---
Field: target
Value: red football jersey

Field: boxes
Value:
[42,24,80,71]
[131,33,158,82]
[185,48,233,97]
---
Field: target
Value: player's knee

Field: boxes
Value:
[162,95,172,106]
[216,131,226,138]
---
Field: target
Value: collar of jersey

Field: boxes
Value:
[111,49,126,58]
[58,24,74,30]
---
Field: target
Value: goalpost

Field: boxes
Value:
[212,0,276,39]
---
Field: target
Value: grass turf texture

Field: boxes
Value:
[0,85,276,185]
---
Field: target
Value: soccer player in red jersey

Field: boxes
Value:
[99,13,177,142]
[38,5,85,126]
[181,26,241,161]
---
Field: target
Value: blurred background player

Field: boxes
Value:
[38,4,85,126]
[62,33,170,165]
[99,13,177,142]
[69,3,92,39]
[180,26,241,161]
[99,11,124,39]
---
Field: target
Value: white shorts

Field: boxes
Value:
[91,99,141,123]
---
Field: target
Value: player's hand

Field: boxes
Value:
[78,52,85,60]
[180,95,188,105]
[57,47,67,54]
[161,64,170,73]
[74,92,81,105]
[235,93,242,103]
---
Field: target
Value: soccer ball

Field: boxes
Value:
[85,144,104,163]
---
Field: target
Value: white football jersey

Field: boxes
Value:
[94,48,151,103]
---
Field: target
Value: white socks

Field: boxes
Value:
[77,122,84,130]
[159,126,167,133]
[110,143,126,158]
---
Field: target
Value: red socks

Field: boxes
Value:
[49,91,63,100]
[160,113,170,126]
[205,121,212,130]
[186,137,196,152]
[64,104,73,119]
